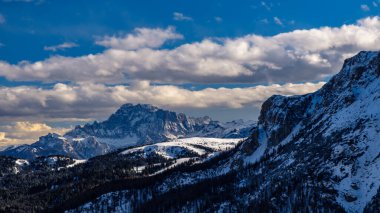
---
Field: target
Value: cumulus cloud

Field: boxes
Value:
[1,17,380,84]
[44,42,78,51]
[96,27,183,50]
[0,82,324,121]
[0,121,70,146]
[173,12,193,21]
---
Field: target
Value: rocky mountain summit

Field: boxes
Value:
[0,104,255,159]
[65,103,253,144]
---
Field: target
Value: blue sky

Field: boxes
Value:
[1,0,380,145]
[0,0,375,63]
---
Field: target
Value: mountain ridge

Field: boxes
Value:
[0,104,255,159]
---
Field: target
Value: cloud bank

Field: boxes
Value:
[96,27,183,50]
[0,81,325,121]
[1,17,380,84]
[0,122,70,146]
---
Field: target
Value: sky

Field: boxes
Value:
[1,0,380,145]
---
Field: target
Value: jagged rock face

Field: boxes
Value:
[242,51,380,212]
[65,104,255,145]
[259,95,310,146]
[65,104,212,144]
[258,51,380,148]
[0,104,255,159]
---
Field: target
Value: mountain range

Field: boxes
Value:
[0,104,255,159]
[0,51,379,212]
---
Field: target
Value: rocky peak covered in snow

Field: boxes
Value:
[65,103,254,145]
[0,104,255,159]
[258,51,380,148]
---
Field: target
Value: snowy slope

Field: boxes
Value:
[117,137,243,176]
[122,137,241,159]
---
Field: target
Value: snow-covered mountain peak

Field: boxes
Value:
[257,51,380,148]
[341,51,379,74]
[320,50,379,93]
[65,103,255,145]
[116,103,160,114]
[1,103,255,159]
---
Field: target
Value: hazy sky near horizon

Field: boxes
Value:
[1,0,380,145]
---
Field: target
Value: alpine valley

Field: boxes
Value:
[0,51,379,213]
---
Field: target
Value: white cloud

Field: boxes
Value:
[373,1,378,7]
[0,14,5,24]
[173,12,193,21]
[361,4,370,11]
[274,17,283,26]
[1,17,380,84]
[0,121,70,146]
[96,27,183,50]
[44,42,78,51]
[0,82,324,122]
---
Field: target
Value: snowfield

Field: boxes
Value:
[121,137,243,159]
